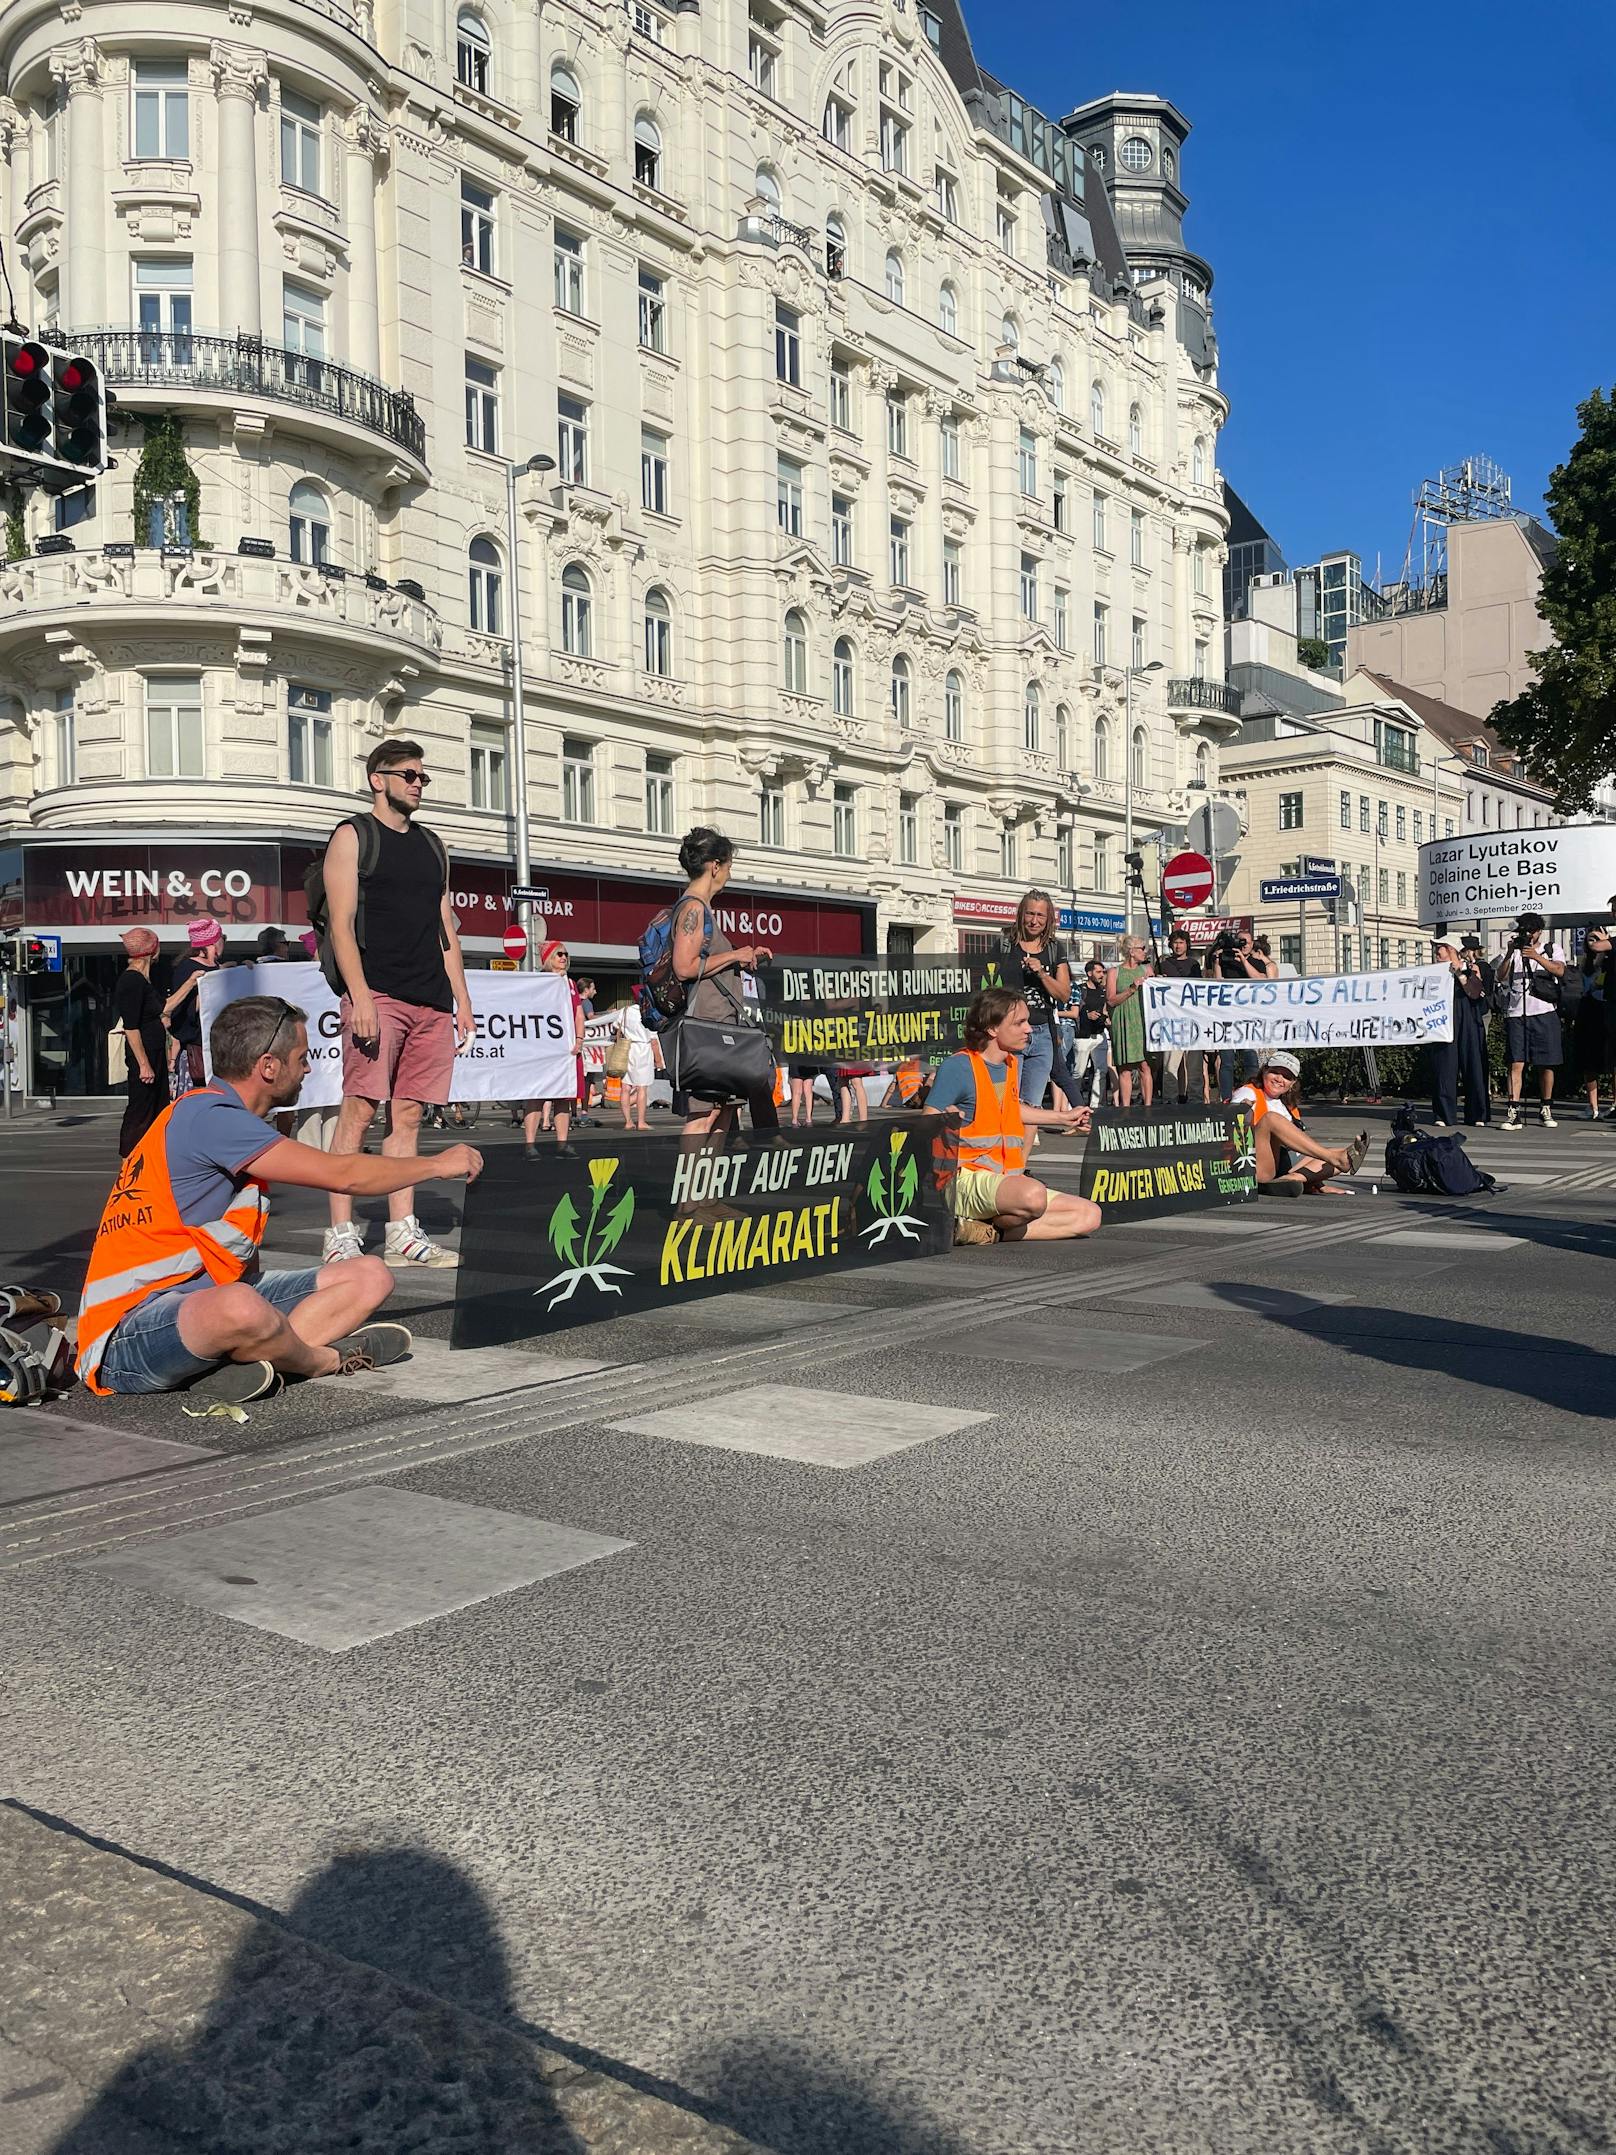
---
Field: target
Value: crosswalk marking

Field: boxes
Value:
[0,1426,215,1508]
[1368,1229,1524,1251]
[608,1384,992,1469]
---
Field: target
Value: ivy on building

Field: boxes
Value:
[131,414,204,549]
[2,480,25,563]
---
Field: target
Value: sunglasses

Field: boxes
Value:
[381,767,431,787]
[253,997,298,1063]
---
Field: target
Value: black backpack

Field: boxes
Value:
[1384,1105,1496,1197]
[303,815,449,995]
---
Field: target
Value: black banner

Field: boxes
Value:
[752,954,1004,1068]
[452,1115,954,1348]
[1078,1107,1257,1220]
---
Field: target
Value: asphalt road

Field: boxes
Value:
[3,1102,1615,2154]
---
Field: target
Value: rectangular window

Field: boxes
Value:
[898,792,919,867]
[775,302,800,386]
[133,59,189,161]
[1092,602,1108,667]
[775,454,804,537]
[832,493,854,568]
[1056,825,1073,887]
[1091,490,1107,551]
[287,684,333,788]
[460,178,495,273]
[759,780,785,848]
[1092,832,1110,892]
[145,674,204,778]
[943,803,963,873]
[1279,935,1302,973]
[1017,428,1038,497]
[879,111,908,174]
[1397,937,1408,967]
[1279,791,1304,831]
[465,355,498,453]
[886,392,909,458]
[829,357,852,431]
[645,752,674,835]
[282,278,326,363]
[1052,470,1068,532]
[748,34,777,95]
[888,515,911,586]
[1131,616,1146,671]
[1395,804,1407,842]
[1340,789,1352,829]
[55,485,95,533]
[279,87,321,194]
[933,166,958,220]
[562,736,596,824]
[1377,800,1389,839]
[1413,809,1424,846]
[553,227,585,314]
[43,688,75,790]
[557,394,588,484]
[642,428,670,515]
[824,97,851,151]
[942,539,962,607]
[1377,867,1389,905]
[833,783,857,858]
[638,267,667,352]
[1019,552,1038,620]
[1359,794,1371,833]
[1379,937,1390,969]
[1193,548,1206,597]
[940,411,961,480]
[1052,586,1070,648]
[1444,819,1454,838]
[1130,507,1144,567]
[1396,871,1407,909]
[996,201,1016,255]
[134,257,193,356]
[999,827,1017,880]
[469,720,508,812]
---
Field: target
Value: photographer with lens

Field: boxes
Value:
[1209,928,1275,1102]
[1495,910,1567,1129]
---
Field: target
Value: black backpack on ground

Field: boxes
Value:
[1384,1104,1496,1197]
[303,815,449,995]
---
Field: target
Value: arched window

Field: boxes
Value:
[1093,716,1111,781]
[884,248,905,305]
[468,534,503,633]
[633,114,662,192]
[938,280,958,336]
[944,670,964,742]
[832,636,855,717]
[561,562,592,655]
[1055,703,1071,767]
[288,479,330,565]
[825,212,846,280]
[890,653,912,728]
[1022,680,1041,751]
[783,607,808,692]
[1090,379,1106,437]
[1047,357,1065,412]
[1131,726,1148,789]
[643,585,672,675]
[1128,403,1142,456]
[1001,313,1020,352]
[1195,742,1212,791]
[754,165,782,214]
[550,63,581,143]
[1192,436,1207,486]
[456,8,490,93]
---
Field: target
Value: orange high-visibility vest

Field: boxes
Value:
[894,1059,925,1104]
[953,1051,1028,1174]
[76,1087,270,1395]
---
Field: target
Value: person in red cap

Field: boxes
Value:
[522,941,586,1157]
[113,927,167,1158]
[163,916,225,1089]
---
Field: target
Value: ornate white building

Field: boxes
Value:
[0,0,1232,1083]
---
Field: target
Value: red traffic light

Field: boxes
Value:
[9,342,42,377]
[59,357,90,392]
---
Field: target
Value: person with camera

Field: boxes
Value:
[1155,927,1204,1105]
[1209,929,1276,1101]
[1495,910,1566,1129]
[1428,933,1494,1127]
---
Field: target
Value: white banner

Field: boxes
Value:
[197,962,575,1105]
[1144,966,1454,1052]
[582,1010,619,1075]
[1420,822,1616,924]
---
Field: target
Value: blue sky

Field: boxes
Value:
[972,0,1616,575]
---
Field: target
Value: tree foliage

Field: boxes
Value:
[1491,384,1616,810]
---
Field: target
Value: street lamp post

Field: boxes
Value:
[1122,660,1164,933]
[503,451,555,968]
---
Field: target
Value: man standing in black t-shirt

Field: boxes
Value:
[1156,928,1205,1105]
[322,739,473,1269]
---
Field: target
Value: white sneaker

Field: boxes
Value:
[1539,1105,1558,1129]
[384,1215,459,1269]
[322,1222,366,1262]
[1500,1106,1522,1131]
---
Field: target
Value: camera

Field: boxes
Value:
[1214,931,1242,957]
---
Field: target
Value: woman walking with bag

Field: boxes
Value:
[662,828,779,1136]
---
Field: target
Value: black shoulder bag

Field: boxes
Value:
[663,954,777,1104]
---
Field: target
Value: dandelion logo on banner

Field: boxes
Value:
[859,1129,926,1244]
[534,1156,636,1309]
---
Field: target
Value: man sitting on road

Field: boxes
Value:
[76,996,483,1406]
[1233,1051,1367,1195]
[929,987,1102,1246]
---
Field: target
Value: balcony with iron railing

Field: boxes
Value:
[67,330,427,469]
[1168,676,1240,716]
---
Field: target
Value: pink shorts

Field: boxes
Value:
[341,995,455,1106]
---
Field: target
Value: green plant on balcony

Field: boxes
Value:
[1298,636,1330,672]
[131,414,204,550]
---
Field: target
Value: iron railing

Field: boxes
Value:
[71,330,426,462]
[1168,676,1240,716]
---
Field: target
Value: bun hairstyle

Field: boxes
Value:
[678,826,735,879]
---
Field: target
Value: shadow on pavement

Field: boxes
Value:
[677,2038,969,2155]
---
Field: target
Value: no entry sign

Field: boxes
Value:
[1162,851,1215,911]
[502,921,528,961]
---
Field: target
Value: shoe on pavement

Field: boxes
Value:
[1539,1105,1559,1129]
[322,1223,366,1263]
[953,1217,1000,1247]
[187,1359,282,1405]
[1500,1106,1523,1130]
[383,1216,459,1268]
[329,1321,414,1376]
[1345,1131,1370,1175]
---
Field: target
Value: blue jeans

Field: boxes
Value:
[1018,1025,1055,1107]
[97,1267,321,1393]
[1217,1049,1259,1100]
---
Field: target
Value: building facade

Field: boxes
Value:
[0,0,1232,1091]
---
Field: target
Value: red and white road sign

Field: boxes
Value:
[502,921,528,961]
[1162,851,1215,911]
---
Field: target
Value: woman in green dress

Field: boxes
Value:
[1106,936,1155,1109]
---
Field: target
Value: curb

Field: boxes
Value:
[0,1803,771,2153]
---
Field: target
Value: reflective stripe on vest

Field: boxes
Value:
[895,1059,924,1104]
[76,1087,270,1395]
[955,1051,1027,1175]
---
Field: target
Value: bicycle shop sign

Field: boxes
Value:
[23,844,283,928]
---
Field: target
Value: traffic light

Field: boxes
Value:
[1,334,112,477]
[0,937,51,976]
[3,338,53,458]
[55,351,106,471]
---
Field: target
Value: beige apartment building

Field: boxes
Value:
[0,0,1233,1089]
[1348,514,1552,723]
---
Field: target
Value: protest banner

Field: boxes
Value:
[753,955,997,1069]
[197,962,575,1104]
[1419,822,1616,924]
[1143,966,1453,1052]
[1079,1106,1257,1220]
[582,1010,619,1078]
[451,1115,953,1346]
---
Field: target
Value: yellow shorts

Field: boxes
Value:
[952,1167,1005,1221]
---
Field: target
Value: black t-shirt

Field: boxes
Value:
[357,818,451,1011]
[166,955,210,1046]
[114,968,166,1075]
[1077,982,1109,1037]
[1000,935,1068,1021]
[1158,954,1202,980]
